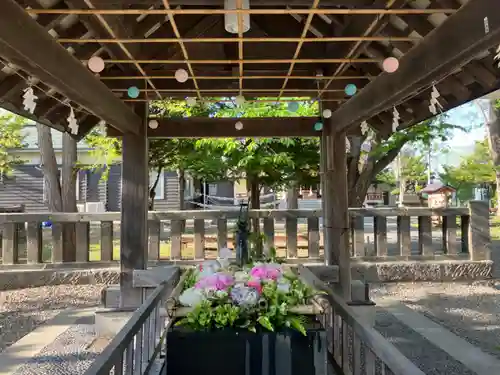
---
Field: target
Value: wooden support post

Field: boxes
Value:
[418,216,433,256]
[26,222,42,264]
[307,217,320,258]
[374,216,388,257]
[170,220,182,260]
[120,103,148,308]
[468,200,490,261]
[351,214,365,257]
[148,220,161,261]
[320,132,332,264]
[325,115,351,301]
[398,216,411,257]
[2,223,18,264]
[442,215,458,255]
[75,222,90,262]
[100,221,114,261]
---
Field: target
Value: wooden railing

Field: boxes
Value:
[299,265,425,375]
[83,270,180,375]
[0,201,490,265]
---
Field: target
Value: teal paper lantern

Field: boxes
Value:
[314,122,323,131]
[287,102,299,112]
[127,86,140,99]
[344,84,357,96]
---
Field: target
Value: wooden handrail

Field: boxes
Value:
[298,264,426,375]
[84,269,180,375]
[0,207,471,223]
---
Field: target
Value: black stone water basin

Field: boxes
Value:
[166,323,329,375]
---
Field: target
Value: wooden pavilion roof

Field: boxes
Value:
[0,0,499,139]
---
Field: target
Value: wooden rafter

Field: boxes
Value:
[107,117,322,138]
[26,8,457,16]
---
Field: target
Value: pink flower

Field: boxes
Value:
[246,278,263,294]
[195,272,234,291]
[250,264,282,281]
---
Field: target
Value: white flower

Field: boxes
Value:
[179,287,205,307]
[230,285,259,307]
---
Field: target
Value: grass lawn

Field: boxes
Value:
[490,216,500,240]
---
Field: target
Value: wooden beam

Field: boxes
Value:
[120,103,148,308]
[329,0,500,132]
[107,117,322,138]
[0,0,140,135]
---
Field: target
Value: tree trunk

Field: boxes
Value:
[149,166,164,210]
[61,133,77,262]
[247,175,260,232]
[178,168,186,210]
[37,124,62,211]
[485,100,500,215]
[286,183,299,209]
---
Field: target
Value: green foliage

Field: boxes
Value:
[0,114,27,177]
[374,167,396,186]
[183,268,198,289]
[439,139,496,202]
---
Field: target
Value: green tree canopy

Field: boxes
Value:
[0,113,26,178]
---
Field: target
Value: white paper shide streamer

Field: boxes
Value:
[392,106,399,132]
[495,44,500,67]
[360,121,369,135]
[345,137,351,153]
[428,85,443,115]
[67,106,79,135]
[22,87,37,114]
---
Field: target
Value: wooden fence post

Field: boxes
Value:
[468,200,490,261]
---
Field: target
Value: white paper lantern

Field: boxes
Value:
[235,95,246,106]
[186,97,197,106]
[149,119,159,129]
[224,0,250,34]
[175,68,189,83]
[88,56,105,73]
[322,109,332,118]
[235,121,243,130]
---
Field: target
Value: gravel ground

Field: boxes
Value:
[0,285,104,353]
[374,309,476,375]
[371,281,500,360]
[11,315,103,375]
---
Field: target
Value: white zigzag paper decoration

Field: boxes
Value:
[360,121,369,135]
[392,106,399,132]
[428,85,443,115]
[495,44,500,67]
[22,87,37,114]
[67,106,79,135]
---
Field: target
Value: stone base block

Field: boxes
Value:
[94,308,135,338]
[0,268,120,291]
[352,260,493,282]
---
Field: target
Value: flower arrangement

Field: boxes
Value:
[175,254,318,335]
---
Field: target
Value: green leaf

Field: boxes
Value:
[288,316,307,336]
[257,316,274,332]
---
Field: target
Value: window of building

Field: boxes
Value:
[208,183,217,196]
[149,170,165,200]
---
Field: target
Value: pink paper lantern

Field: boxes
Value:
[88,56,105,73]
[383,57,399,73]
